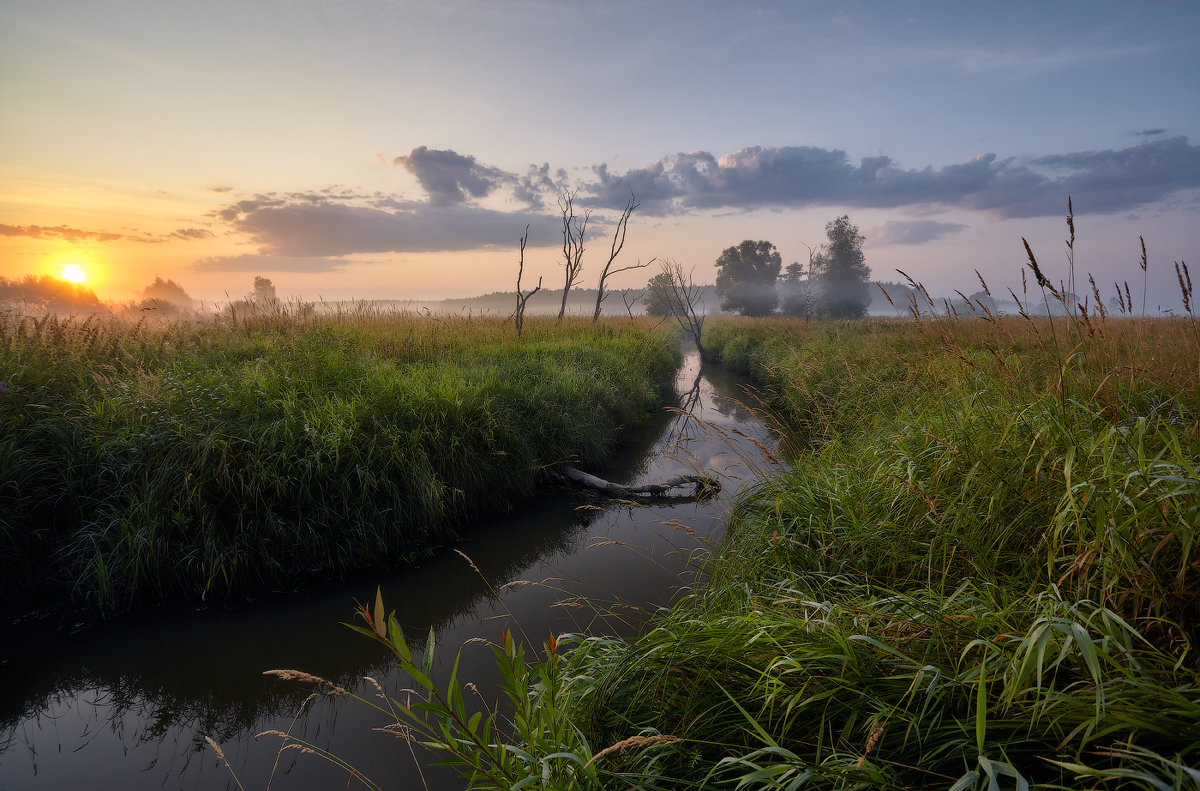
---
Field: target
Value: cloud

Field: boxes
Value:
[206,191,555,269]
[866,220,968,247]
[198,137,1200,270]
[1133,128,1167,137]
[168,227,214,240]
[0,223,161,243]
[193,253,351,273]
[392,146,510,206]
[583,136,1200,219]
[513,163,568,208]
[1022,136,1200,216]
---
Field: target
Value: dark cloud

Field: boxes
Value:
[0,223,161,243]
[392,146,509,206]
[214,195,288,223]
[1023,136,1200,216]
[1133,128,1167,136]
[866,220,968,247]
[583,137,1200,219]
[168,227,214,240]
[208,185,234,193]
[513,163,568,208]
[206,191,555,270]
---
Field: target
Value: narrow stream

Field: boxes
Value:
[0,353,776,790]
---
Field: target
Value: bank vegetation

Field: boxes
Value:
[0,309,679,615]
[341,293,1200,789]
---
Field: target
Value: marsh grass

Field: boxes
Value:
[351,246,1200,788]
[572,257,1199,786]
[0,310,679,614]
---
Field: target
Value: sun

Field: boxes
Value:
[59,264,88,284]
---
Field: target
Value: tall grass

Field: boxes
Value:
[565,278,1200,786]
[0,310,679,614]
[311,264,1200,788]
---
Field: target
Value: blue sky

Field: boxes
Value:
[1,0,1197,308]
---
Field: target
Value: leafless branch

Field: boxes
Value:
[557,190,590,324]
[512,225,541,337]
[649,259,708,357]
[592,194,650,322]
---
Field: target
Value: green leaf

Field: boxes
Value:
[975,662,987,754]
[373,586,386,638]
[422,625,437,678]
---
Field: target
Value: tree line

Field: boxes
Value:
[647,215,872,321]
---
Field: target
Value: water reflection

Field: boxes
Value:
[0,353,775,790]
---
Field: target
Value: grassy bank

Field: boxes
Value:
[0,310,679,614]
[569,312,1200,788]
[340,307,1200,790]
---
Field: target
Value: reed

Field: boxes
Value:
[0,311,679,614]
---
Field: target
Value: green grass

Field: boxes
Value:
[328,307,1200,790]
[553,311,1200,789]
[0,309,679,614]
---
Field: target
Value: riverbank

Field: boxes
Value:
[0,310,679,615]
[563,314,1200,787]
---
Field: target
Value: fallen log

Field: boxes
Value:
[550,465,719,499]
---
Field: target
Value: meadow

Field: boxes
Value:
[333,294,1200,789]
[0,307,679,615]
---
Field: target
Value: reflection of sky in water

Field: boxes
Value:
[0,353,776,791]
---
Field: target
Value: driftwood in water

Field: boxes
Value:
[551,465,718,499]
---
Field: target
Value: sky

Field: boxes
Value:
[1,0,1198,310]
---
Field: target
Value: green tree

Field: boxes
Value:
[643,270,681,318]
[714,240,781,316]
[779,261,816,320]
[813,216,871,318]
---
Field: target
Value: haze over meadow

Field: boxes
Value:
[1,0,1197,309]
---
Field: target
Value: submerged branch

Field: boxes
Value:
[550,465,718,500]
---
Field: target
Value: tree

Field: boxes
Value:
[138,276,194,314]
[644,270,683,318]
[779,254,816,321]
[511,226,541,337]
[812,216,871,318]
[714,240,781,316]
[592,194,651,322]
[645,260,708,357]
[0,274,104,314]
[556,190,590,324]
[253,276,277,304]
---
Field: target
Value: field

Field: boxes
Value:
[0,308,679,615]
[7,287,1200,788]
[345,305,1200,789]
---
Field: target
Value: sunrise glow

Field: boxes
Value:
[59,264,88,284]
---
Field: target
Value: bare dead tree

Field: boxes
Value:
[622,289,645,321]
[557,190,590,324]
[512,225,541,337]
[649,259,709,358]
[592,193,651,322]
[796,240,817,323]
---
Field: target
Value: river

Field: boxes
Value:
[0,352,776,790]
